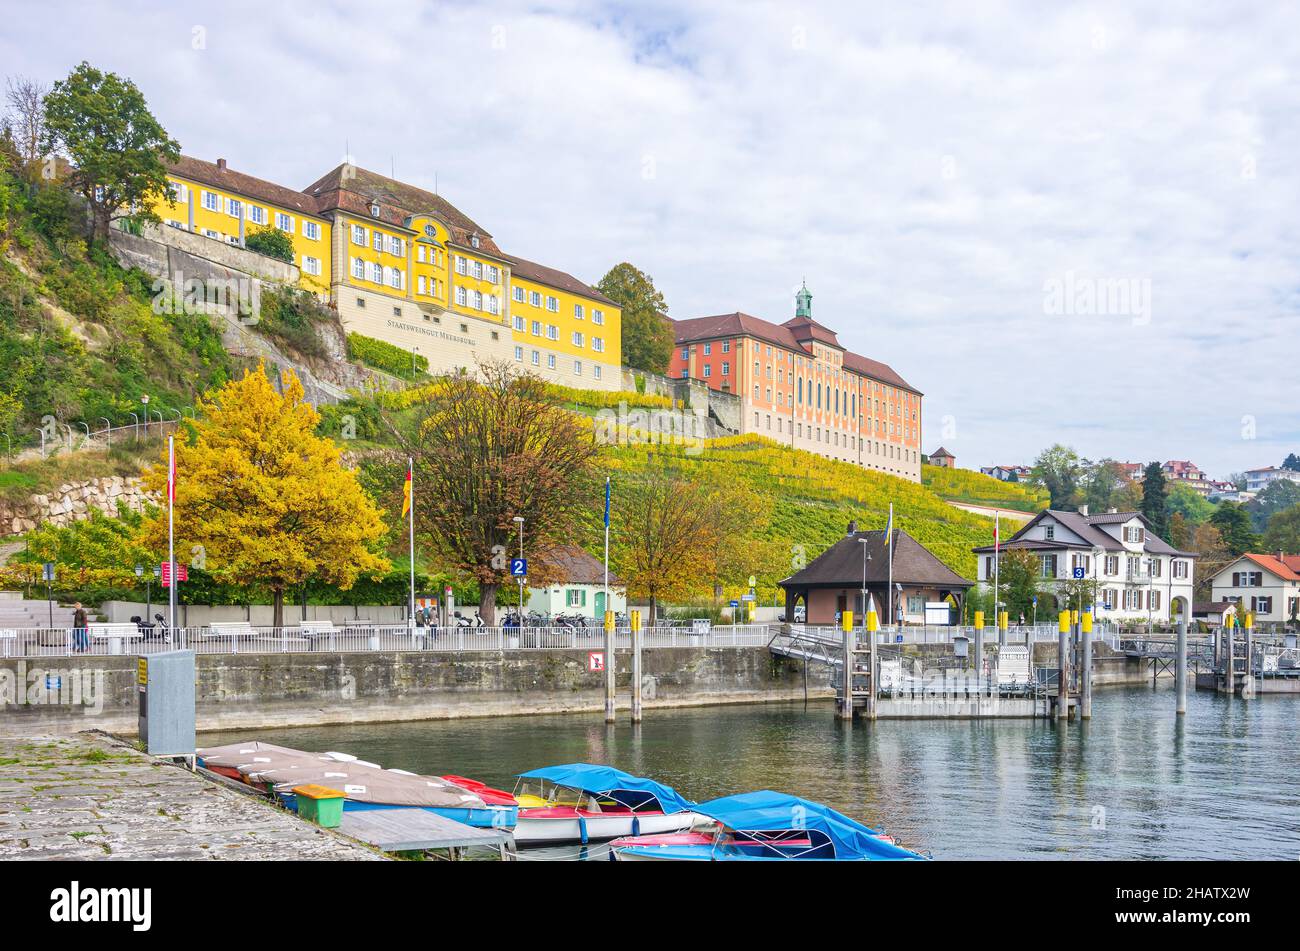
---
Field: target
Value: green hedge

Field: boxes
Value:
[347,332,428,377]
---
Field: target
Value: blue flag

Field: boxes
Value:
[604,477,611,528]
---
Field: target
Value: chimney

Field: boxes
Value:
[1078,504,1089,517]
[1107,508,1117,514]
[216,158,227,170]
[847,519,857,536]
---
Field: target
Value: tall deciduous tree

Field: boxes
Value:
[42,62,179,239]
[597,262,674,374]
[613,465,749,625]
[1191,522,1232,602]
[1262,503,1300,556]
[1031,444,1084,510]
[140,365,389,627]
[1140,461,1169,540]
[4,74,48,182]
[1208,501,1258,557]
[397,362,599,623]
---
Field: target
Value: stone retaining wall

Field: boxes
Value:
[1,475,152,536]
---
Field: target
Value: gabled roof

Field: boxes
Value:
[1238,552,1300,582]
[782,315,842,347]
[976,509,1197,557]
[534,545,623,586]
[505,254,615,306]
[780,529,972,590]
[672,313,921,395]
[168,155,326,218]
[304,163,496,248]
[929,447,955,459]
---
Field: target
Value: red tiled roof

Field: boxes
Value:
[168,155,326,218]
[535,545,623,586]
[672,312,921,394]
[505,254,615,306]
[1241,553,1300,581]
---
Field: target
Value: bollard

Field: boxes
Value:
[997,610,1008,648]
[838,610,855,720]
[1175,612,1187,715]
[1242,612,1254,701]
[1081,611,1093,719]
[604,610,616,723]
[1057,611,1070,719]
[1224,620,1235,696]
[630,610,643,723]
[973,611,985,708]
[865,610,878,720]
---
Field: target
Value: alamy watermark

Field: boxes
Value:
[593,402,710,455]
[0,661,105,716]
[151,270,260,324]
[1043,270,1151,326]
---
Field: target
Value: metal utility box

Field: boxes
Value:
[953,635,969,659]
[137,650,195,756]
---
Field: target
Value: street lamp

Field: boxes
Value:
[858,537,872,632]
[513,516,525,623]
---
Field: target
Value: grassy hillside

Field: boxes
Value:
[921,463,1048,513]
[576,435,999,604]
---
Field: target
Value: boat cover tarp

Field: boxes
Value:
[197,742,486,809]
[694,790,926,860]
[517,763,695,814]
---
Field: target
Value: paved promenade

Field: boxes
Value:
[0,731,384,860]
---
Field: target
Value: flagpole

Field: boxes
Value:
[603,476,615,724]
[167,434,176,637]
[407,457,415,634]
[887,502,894,630]
[993,510,1001,642]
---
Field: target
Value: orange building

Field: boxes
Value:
[669,283,923,480]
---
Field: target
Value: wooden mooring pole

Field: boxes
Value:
[1175,613,1187,715]
[838,612,854,720]
[1056,611,1070,720]
[604,610,616,723]
[1080,610,1093,719]
[973,611,985,710]
[630,610,643,723]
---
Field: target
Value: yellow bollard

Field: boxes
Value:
[866,611,879,632]
[604,610,615,633]
[1244,612,1254,630]
[1058,610,1070,633]
[629,609,641,632]
[841,610,854,632]
[973,610,984,630]
[1081,612,1093,634]
[998,611,1009,630]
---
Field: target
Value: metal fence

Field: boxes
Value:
[0,623,774,659]
[785,623,1116,647]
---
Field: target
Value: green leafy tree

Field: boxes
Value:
[597,262,674,374]
[1209,501,1258,556]
[1167,483,1216,526]
[244,224,295,263]
[996,548,1041,622]
[42,62,179,240]
[1081,459,1128,513]
[1031,444,1084,510]
[1282,453,1300,472]
[1262,504,1300,555]
[1246,479,1300,532]
[1140,462,1169,539]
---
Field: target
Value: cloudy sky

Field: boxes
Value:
[6,2,1297,478]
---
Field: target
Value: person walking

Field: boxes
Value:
[72,602,88,653]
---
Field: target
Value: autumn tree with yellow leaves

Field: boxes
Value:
[141,365,390,627]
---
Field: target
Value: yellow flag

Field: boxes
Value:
[401,466,412,518]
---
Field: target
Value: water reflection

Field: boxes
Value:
[199,684,1299,860]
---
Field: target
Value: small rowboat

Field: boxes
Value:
[609,790,929,861]
[513,763,704,845]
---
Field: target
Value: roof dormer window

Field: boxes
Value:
[369,201,381,218]
[470,232,480,249]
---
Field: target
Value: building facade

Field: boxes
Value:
[973,509,1196,622]
[1208,553,1300,626]
[152,156,622,388]
[669,284,923,480]
[979,465,1032,482]
[1244,467,1300,494]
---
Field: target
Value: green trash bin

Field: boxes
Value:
[293,784,345,828]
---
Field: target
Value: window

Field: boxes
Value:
[566,589,587,608]
[722,340,730,353]
[594,365,602,379]
[513,315,525,331]
[546,296,559,312]
[472,261,483,279]
[572,331,584,347]
[574,360,582,376]
[574,303,584,319]
[275,212,293,232]
[514,346,523,361]
[456,286,467,306]
[227,198,242,218]
[1173,560,1189,579]
[1044,525,1055,541]
[703,365,712,378]
[513,286,525,302]
[1039,555,1057,578]
[531,350,540,366]
[369,262,382,284]
[721,361,730,375]
[472,290,483,310]
[704,342,712,355]
[547,325,559,341]
[682,348,690,361]
[389,268,403,290]
[351,257,365,280]
[455,256,468,275]
[352,224,366,245]
[249,205,266,225]
[487,265,499,283]
[303,220,320,240]
[593,309,604,325]
[1251,596,1272,614]
[592,337,604,353]
[530,291,542,307]
[202,191,220,212]
[1105,555,1119,576]
[1123,525,1145,543]
[547,354,556,369]
[355,297,365,308]
[1231,571,1263,587]
[302,256,321,276]
[417,276,427,294]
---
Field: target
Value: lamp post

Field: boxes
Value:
[858,538,871,631]
[513,516,525,622]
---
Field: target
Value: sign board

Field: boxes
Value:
[747,575,757,588]
[924,601,953,625]
[42,562,55,582]
[510,558,527,577]
[691,618,712,635]
[741,594,755,602]
[161,563,188,587]
[587,651,604,672]
[1072,567,1086,579]
[728,600,739,608]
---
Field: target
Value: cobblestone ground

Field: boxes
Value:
[0,731,385,860]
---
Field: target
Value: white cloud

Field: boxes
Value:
[5,0,1298,477]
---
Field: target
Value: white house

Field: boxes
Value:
[1244,467,1300,494]
[524,545,627,620]
[1208,553,1300,627]
[972,508,1196,622]
[979,465,1032,482]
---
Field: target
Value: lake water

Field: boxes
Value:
[199,684,1300,860]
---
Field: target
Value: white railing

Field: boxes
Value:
[0,623,775,658]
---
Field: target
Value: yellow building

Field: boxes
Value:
[150,155,622,388]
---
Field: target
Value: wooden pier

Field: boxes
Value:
[337,808,516,860]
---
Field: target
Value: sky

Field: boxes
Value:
[4,1,1297,479]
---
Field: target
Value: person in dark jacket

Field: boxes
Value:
[72,603,88,653]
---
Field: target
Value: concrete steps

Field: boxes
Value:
[0,598,79,627]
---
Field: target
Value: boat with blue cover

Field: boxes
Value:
[513,763,703,844]
[609,790,929,861]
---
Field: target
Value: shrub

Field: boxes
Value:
[347,332,427,378]
[243,225,295,263]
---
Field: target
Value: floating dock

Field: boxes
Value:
[337,808,515,859]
